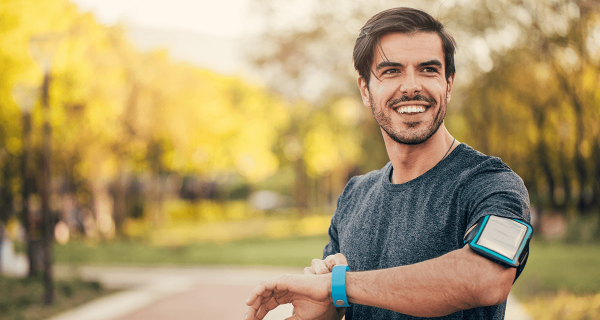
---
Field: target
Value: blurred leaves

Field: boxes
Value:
[1,0,599,236]
[461,0,600,214]
[249,0,600,216]
[0,0,291,208]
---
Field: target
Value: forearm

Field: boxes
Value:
[345,246,516,317]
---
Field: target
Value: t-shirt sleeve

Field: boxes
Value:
[462,159,531,235]
[322,212,340,259]
[461,159,532,282]
[322,176,357,259]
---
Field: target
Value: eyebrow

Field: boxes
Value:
[418,59,443,68]
[375,61,403,71]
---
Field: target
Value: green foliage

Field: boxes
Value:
[456,1,600,214]
[0,0,292,208]
[250,0,600,215]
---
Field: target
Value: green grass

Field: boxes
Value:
[50,236,600,320]
[54,235,330,266]
[56,236,600,297]
[0,275,116,320]
[512,240,600,299]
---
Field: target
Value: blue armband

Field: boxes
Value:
[331,265,350,308]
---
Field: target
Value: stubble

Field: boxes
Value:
[369,92,447,145]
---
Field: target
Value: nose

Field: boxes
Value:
[399,70,422,97]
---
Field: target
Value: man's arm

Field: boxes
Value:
[344,246,515,317]
[246,246,515,319]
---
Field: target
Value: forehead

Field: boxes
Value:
[373,32,445,67]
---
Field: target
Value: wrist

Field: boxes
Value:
[325,274,333,301]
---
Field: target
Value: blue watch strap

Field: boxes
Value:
[331,265,350,308]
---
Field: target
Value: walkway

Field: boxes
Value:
[49,265,532,320]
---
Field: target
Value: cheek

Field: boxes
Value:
[374,83,397,102]
[425,81,447,100]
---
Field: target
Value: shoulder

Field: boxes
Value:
[454,144,530,221]
[453,144,522,184]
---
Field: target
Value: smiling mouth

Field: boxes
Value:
[396,105,426,114]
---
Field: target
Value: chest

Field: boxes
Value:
[338,187,466,271]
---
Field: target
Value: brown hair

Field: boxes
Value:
[353,7,457,85]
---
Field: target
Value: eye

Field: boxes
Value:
[423,67,439,73]
[382,68,399,75]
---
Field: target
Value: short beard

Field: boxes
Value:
[369,92,447,145]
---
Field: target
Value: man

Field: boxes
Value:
[245,7,531,320]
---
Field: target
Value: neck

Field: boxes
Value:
[384,124,456,184]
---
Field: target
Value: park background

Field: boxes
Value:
[0,0,599,319]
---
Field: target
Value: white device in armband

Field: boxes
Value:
[464,215,533,268]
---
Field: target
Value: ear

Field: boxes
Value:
[445,74,455,103]
[357,76,372,108]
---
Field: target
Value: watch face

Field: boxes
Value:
[476,216,527,260]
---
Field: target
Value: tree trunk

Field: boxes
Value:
[40,72,54,304]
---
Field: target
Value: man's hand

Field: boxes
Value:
[297,253,348,320]
[245,274,335,320]
[303,253,348,275]
[244,254,349,320]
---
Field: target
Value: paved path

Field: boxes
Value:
[51,266,297,320]
[49,265,533,320]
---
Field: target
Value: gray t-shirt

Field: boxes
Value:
[323,143,530,320]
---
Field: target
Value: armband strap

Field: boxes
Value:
[331,265,350,308]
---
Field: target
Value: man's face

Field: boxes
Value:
[358,32,454,145]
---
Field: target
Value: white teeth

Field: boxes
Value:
[396,106,426,114]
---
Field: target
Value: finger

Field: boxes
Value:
[245,295,261,320]
[246,283,264,306]
[324,253,349,270]
[255,296,282,320]
[311,258,330,275]
[303,266,316,275]
[256,287,295,320]
[333,253,348,265]
[247,278,277,306]
[244,307,255,320]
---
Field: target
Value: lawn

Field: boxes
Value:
[54,235,330,266]
[0,275,117,320]
[54,237,600,296]
[513,241,600,297]
[53,236,600,319]
[511,241,600,319]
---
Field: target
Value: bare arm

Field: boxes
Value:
[246,247,515,319]
[345,246,515,317]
